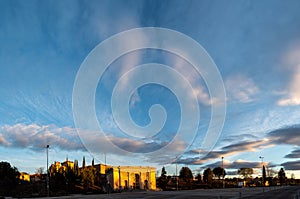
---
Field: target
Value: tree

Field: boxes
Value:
[157,167,168,190]
[262,165,266,186]
[179,167,193,182]
[178,167,193,189]
[291,173,295,180]
[278,168,286,185]
[213,167,226,179]
[161,166,167,176]
[36,167,44,176]
[0,161,20,194]
[195,173,202,183]
[81,166,96,190]
[203,168,213,184]
[82,156,86,168]
[238,168,253,179]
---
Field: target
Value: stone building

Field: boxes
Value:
[49,157,156,191]
[106,165,156,190]
[19,172,30,182]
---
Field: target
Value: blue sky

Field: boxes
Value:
[1,0,300,177]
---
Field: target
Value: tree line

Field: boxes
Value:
[157,165,291,190]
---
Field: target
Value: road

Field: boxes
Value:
[242,185,300,199]
[32,186,300,199]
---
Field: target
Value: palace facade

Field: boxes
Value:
[49,157,156,191]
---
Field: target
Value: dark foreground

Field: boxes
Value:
[27,186,300,199]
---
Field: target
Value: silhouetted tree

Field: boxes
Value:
[161,166,167,176]
[0,161,19,195]
[291,173,295,180]
[157,167,168,190]
[238,168,253,179]
[278,168,286,185]
[50,167,67,192]
[179,167,193,189]
[82,156,86,168]
[203,168,213,184]
[213,167,226,179]
[81,166,96,190]
[262,165,266,186]
[179,167,193,182]
[195,173,202,183]
[36,167,44,176]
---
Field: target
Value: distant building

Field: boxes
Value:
[50,157,75,174]
[49,156,156,191]
[30,173,41,183]
[50,161,62,173]
[106,165,156,190]
[61,160,74,170]
[19,172,30,182]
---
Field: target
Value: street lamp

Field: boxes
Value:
[221,156,224,188]
[175,156,178,191]
[259,156,264,166]
[259,156,264,186]
[221,157,224,168]
[46,145,49,197]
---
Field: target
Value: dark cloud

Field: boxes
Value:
[178,126,300,168]
[284,149,300,159]
[178,138,270,165]
[268,127,300,146]
[205,160,263,170]
[281,160,300,170]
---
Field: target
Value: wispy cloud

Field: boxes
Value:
[278,45,300,106]
[171,56,213,106]
[178,125,300,166]
[225,74,259,103]
[178,138,271,165]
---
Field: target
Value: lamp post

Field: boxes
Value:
[259,156,264,166]
[259,156,264,187]
[176,156,178,191]
[221,157,224,168]
[46,145,49,197]
[221,156,224,188]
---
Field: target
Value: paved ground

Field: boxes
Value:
[242,186,300,199]
[32,186,300,199]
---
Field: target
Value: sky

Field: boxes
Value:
[1,0,300,178]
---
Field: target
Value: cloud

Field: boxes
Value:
[178,138,271,165]
[268,126,300,146]
[171,56,212,106]
[225,75,259,103]
[0,123,189,165]
[178,125,300,167]
[205,159,265,170]
[278,46,300,106]
[284,149,300,159]
[221,133,258,143]
[281,160,300,170]
[129,89,141,108]
[0,124,84,151]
